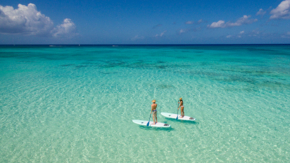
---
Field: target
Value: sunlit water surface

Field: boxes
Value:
[0,45,290,162]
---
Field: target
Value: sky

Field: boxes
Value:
[0,0,290,44]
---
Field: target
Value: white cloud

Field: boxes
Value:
[52,18,77,37]
[0,3,53,35]
[0,3,77,37]
[179,29,185,34]
[240,31,244,34]
[256,9,266,15]
[248,30,260,37]
[155,31,167,37]
[226,35,232,38]
[270,0,290,19]
[208,20,225,28]
[227,15,257,27]
[208,15,257,28]
[185,21,194,24]
[160,31,166,36]
[281,31,290,38]
[131,35,144,41]
[185,20,204,25]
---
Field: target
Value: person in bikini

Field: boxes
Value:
[150,99,158,125]
[178,98,184,118]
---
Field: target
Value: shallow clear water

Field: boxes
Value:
[0,45,290,162]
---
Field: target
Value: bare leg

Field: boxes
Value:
[152,113,156,125]
[181,107,184,117]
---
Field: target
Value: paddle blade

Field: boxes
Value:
[147,114,151,126]
[176,116,178,120]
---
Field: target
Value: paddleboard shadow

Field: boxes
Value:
[138,125,174,131]
[132,120,173,130]
[164,118,198,124]
[132,120,171,128]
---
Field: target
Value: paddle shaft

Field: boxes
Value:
[147,114,151,126]
[176,100,179,120]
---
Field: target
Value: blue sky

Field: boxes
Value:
[0,0,290,44]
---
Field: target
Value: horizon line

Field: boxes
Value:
[1,44,290,46]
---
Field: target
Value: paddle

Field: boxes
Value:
[176,100,179,120]
[147,114,151,126]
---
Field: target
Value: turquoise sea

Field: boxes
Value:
[0,45,290,162]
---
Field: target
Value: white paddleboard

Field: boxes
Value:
[132,120,171,128]
[161,112,196,121]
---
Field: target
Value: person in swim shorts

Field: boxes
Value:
[178,98,184,118]
[150,99,158,125]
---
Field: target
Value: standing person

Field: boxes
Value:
[150,100,158,125]
[178,98,184,118]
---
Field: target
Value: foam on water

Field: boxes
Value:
[0,45,290,162]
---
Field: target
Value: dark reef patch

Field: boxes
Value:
[89,50,116,54]
[75,65,88,69]
[0,52,32,58]
[157,61,166,64]
[219,58,253,63]
[220,67,280,77]
[156,65,167,69]
[212,76,257,85]
[99,71,118,74]
[95,60,184,70]
[43,57,68,61]
[175,69,290,90]
[18,60,34,63]
[157,84,175,89]
[200,62,214,66]
[99,60,126,68]
[61,64,75,67]
[224,80,290,91]
[247,48,276,52]
[246,48,290,56]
